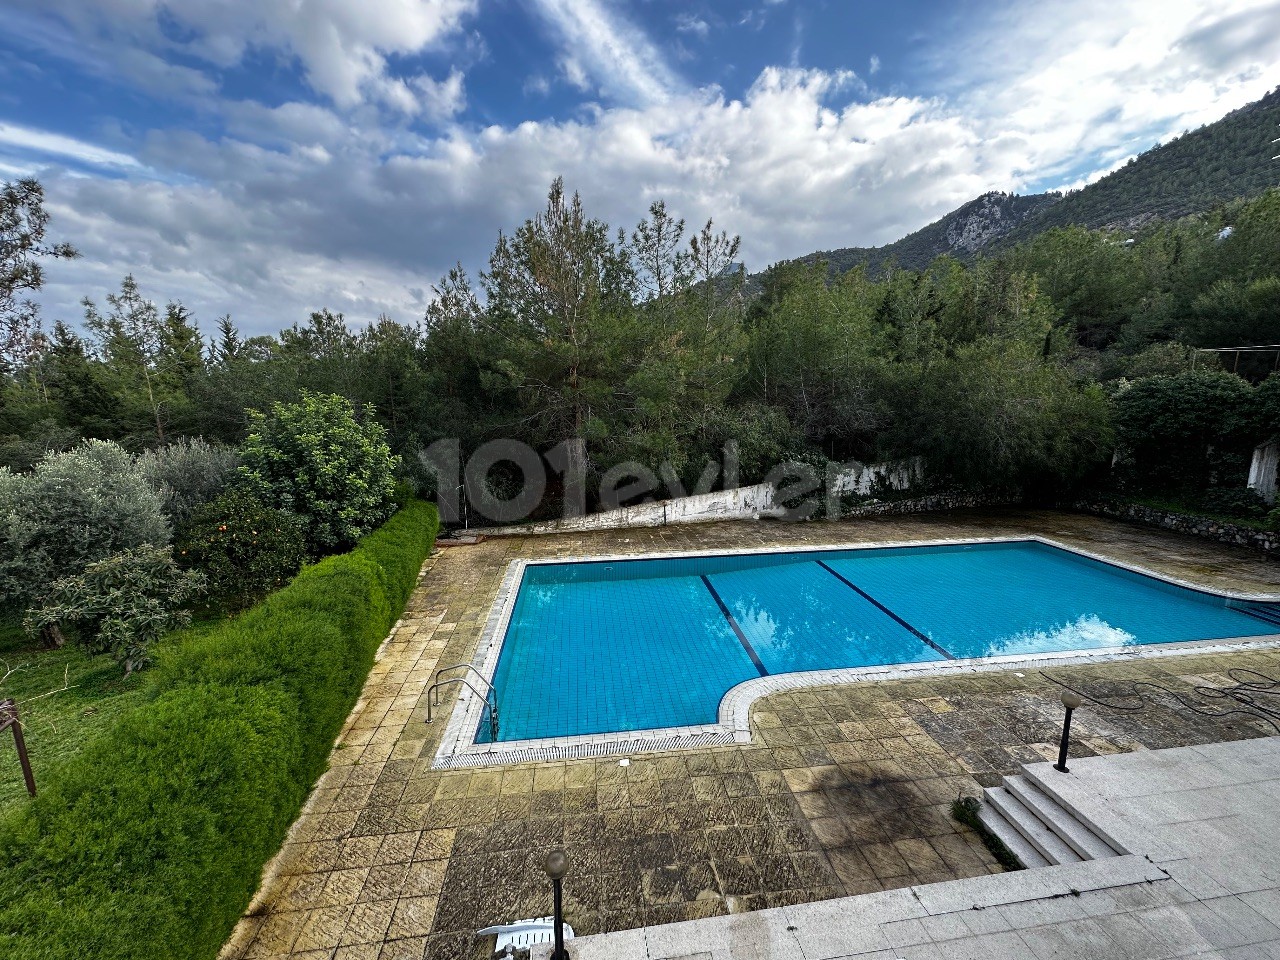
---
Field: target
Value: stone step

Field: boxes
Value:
[983,786,1084,865]
[1019,765,1131,856]
[1002,775,1123,860]
[975,798,1051,868]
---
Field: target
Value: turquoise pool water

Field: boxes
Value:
[477,540,1277,743]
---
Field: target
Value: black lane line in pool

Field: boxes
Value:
[1239,604,1280,629]
[814,560,956,660]
[701,575,770,677]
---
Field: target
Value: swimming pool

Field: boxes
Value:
[436,538,1280,764]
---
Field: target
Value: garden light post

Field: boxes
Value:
[544,848,569,960]
[1054,690,1082,773]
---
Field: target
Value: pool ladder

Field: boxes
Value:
[425,664,499,740]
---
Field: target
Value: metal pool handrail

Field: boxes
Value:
[425,664,499,740]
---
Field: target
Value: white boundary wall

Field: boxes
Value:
[1248,440,1279,504]
[482,457,922,536]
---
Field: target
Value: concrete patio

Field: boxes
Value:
[218,509,1280,960]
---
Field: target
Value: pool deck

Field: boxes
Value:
[537,736,1280,960]
[219,508,1280,960]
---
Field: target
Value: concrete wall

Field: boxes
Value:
[831,457,923,495]
[483,481,777,536]
[1248,441,1280,505]
[482,458,923,537]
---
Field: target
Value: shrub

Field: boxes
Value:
[239,392,400,554]
[0,440,169,612]
[0,501,438,960]
[25,545,205,674]
[137,438,240,528]
[1112,370,1257,493]
[177,490,306,611]
[1197,487,1269,520]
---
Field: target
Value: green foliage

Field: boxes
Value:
[0,440,169,612]
[0,501,438,960]
[1119,342,1196,380]
[1112,370,1261,492]
[239,391,399,554]
[951,795,1024,870]
[744,262,888,458]
[6,165,1279,523]
[25,545,205,674]
[1,177,78,375]
[177,490,306,611]
[137,437,240,527]
[81,276,205,447]
[894,341,1114,496]
[1197,487,1269,519]
[0,419,80,473]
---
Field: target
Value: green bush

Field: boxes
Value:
[239,392,400,555]
[137,438,240,528]
[0,440,169,612]
[25,545,205,674]
[0,500,438,960]
[1112,370,1258,493]
[177,490,306,611]
[1197,487,1269,520]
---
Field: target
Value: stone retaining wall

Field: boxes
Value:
[1073,498,1280,554]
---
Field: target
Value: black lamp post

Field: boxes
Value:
[544,848,569,960]
[1054,690,1082,773]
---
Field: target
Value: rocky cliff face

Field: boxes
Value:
[944,192,1048,253]
[799,190,1061,276]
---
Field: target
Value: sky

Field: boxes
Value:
[2,0,1279,337]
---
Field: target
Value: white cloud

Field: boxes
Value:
[0,122,142,170]
[936,0,1280,186]
[13,0,478,114]
[675,14,711,39]
[523,74,552,98]
[869,55,881,75]
[529,0,679,105]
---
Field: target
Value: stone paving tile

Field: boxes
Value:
[220,510,1280,960]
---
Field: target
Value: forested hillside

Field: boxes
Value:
[799,86,1280,278]
[1000,87,1280,242]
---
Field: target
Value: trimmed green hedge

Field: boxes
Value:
[0,501,439,960]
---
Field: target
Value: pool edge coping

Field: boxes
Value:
[428,534,1280,769]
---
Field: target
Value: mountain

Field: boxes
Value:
[789,86,1280,276]
[800,191,1061,274]
[997,86,1280,244]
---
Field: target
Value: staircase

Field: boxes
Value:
[977,770,1127,868]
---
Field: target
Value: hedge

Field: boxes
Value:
[0,500,439,960]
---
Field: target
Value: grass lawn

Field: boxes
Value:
[0,617,149,815]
